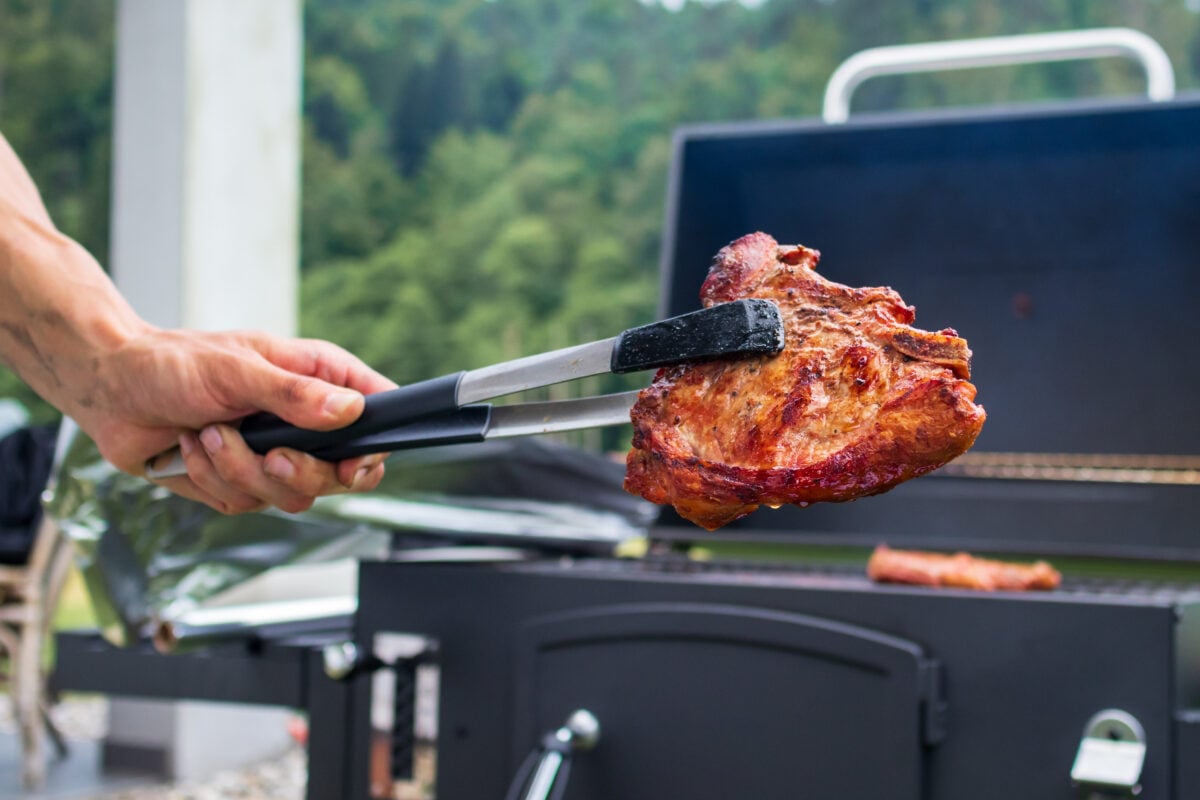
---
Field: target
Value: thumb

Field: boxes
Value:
[236,363,366,432]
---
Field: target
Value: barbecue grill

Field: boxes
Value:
[55,32,1200,800]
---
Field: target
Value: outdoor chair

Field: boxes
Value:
[0,423,74,789]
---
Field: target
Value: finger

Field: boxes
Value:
[259,336,397,396]
[260,449,343,497]
[262,449,385,496]
[181,429,271,515]
[149,471,229,512]
[208,334,397,435]
[254,335,398,421]
[216,358,368,433]
[335,452,389,490]
[197,425,318,514]
[351,461,386,493]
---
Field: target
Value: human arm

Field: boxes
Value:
[0,132,393,513]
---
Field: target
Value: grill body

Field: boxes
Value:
[352,559,1200,799]
[345,95,1200,799]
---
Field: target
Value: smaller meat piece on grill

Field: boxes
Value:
[867,545,1061,591]
[624,232,986,529]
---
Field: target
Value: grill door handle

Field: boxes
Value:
[822,27,1176,123]
[507,710,600,800]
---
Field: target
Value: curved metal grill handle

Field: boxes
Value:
[508,709,600,800]
[823,27,1176,124]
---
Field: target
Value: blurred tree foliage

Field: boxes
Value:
[2,0,1199,435]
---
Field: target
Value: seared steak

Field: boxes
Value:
[624,232,986,529]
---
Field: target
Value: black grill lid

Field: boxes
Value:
[658,95,1200,560]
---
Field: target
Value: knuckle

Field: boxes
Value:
[292,461,339,496]
[209,454,259,491]
[278,375,312,406]
[229,496,265,515]
[279,496,315,515]
[181,451,216,486]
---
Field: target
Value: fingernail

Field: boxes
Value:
[323,391,360,419]
[179,433,195,457]
[353,465,370,486]
[264,453,296,481]
[200,426,223,455]
[339,462,367,489]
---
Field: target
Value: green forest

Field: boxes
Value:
[2,0,1199,432]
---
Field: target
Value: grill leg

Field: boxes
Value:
[306,650,356,800]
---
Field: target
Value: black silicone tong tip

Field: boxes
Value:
[609,298,785,373]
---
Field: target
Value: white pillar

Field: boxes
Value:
[111,0,300,335]
[104,0,302,780]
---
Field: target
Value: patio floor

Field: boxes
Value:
[0,734,156,799]
[0,696,304,800]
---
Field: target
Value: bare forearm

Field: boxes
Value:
[0,187,151,422]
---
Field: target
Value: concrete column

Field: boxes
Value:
[104,0,302,780]
[110,0,300,334]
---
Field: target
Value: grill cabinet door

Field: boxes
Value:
[513,602,941,800]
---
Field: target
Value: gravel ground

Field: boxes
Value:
[90,749,307,800]
[0,694,308,799]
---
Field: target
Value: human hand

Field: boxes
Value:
[72,328,397,514]
[2,133,396,514]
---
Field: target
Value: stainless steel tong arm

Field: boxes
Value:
[457,338,617,405]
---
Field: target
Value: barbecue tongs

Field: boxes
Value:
[146,299,784,479]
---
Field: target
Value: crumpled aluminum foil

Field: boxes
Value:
[48,426,654,647]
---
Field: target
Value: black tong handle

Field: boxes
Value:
[307,405,492,462]
[240,372,465,455]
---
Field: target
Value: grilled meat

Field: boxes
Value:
[867,545,1061,591]
[624,232,986,529]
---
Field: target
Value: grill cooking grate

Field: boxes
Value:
[551,557,1200,602]
[933,452,1200,486]
[1062,575,1200,601]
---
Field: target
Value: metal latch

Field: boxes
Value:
[1071,709,1147,798]
[323,634,439,800]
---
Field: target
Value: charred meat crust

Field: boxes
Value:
[890,329,972,379]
